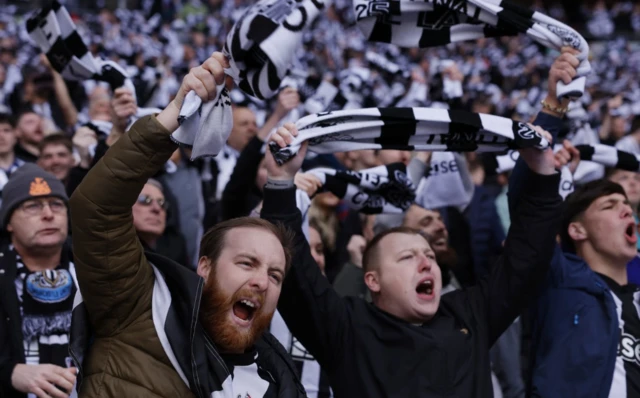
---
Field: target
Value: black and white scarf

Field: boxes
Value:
[353,0,591,99]
[307,162,416,214]
[26,1,162,133]
[296,162,415,242]
[174,0,327,159]
[26,1,136,98]
[269,107,550,165]
[13,246,77,370]
[296,75,356,114]
[575,144,640,172]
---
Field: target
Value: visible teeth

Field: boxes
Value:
[240,299,255,308]
[422,281,433,287]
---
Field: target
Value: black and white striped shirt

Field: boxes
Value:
[598,274,640,398]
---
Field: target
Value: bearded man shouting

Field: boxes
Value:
[68,52,306,398]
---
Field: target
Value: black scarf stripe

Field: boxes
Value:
[576,144,640,173]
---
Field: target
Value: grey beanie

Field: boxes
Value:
[0,163,68,228]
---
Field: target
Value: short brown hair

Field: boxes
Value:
[38,134,73,154]
[560,179,627,252]
[199,217,295,273]
[362,226,426,272]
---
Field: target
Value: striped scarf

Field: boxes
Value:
[174,0,327,159]
[353,0,591,99]
[269,107,550,165]
[26,1,136,100]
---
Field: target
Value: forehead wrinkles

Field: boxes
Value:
[225,229,285,270]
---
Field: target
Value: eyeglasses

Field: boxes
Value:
[136,194,168,210]
[19,199,66,215]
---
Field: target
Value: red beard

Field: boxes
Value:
[199,269,274,353]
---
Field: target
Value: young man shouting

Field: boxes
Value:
[261,115,561,397]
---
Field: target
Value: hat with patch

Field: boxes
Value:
[0,163,68,228]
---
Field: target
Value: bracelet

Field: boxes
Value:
[540,100,568,115]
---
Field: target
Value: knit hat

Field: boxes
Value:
[0,163,68,228]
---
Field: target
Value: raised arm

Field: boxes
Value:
[261,124,351,368]
[466,126,563,345]
[222,88,299,220]
[69,53,229,335]
[508,47,578,212]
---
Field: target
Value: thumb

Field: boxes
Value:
[298,140,309,158]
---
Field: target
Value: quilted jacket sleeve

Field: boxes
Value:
[69,115,177,336]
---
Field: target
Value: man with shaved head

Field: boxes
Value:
[261,113,561,396]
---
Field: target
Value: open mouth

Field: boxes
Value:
[416,279,434,298]
[625,222,637,244]
[232,299,258,324]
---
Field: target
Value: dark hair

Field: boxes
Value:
[560,179,627,252]
[198,217,294,273]
[14,108,39,125]
[362,226,427,272]
[0,113,14,128]
[38,134,73,154]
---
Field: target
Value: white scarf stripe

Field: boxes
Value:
[174,0,326,159]
[270,107,549,165]
[354,0,590,99]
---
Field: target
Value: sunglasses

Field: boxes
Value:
[136,194,168,210]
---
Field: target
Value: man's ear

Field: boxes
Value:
[197,256,212,280]
[568,221,587,242]
[364,270,381,294]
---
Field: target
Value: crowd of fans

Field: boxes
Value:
[0,0,639,397]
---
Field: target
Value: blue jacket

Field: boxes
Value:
[466,184,506,279]
[628,254,640,286]
[510,113,618,398]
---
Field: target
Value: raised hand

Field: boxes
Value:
[554,139,581,175]
[274,87,301,119]
[111,87,137,132]
[173,52,229,110]
[157,52,230,132]
[545,47,580,112]
[518,125,556,176]
[264,122,308,182]
[295,172,323,197]
[347,235,367,268]
[72,126,98,168]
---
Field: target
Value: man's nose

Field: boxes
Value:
[249,270,269,291]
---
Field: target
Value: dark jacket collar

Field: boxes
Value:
[144,251,306,397]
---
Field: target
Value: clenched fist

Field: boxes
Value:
[157,52,230,133]
[111,88,137,132]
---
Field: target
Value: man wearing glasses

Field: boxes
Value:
[0,163,78,398]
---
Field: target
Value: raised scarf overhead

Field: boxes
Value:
[26,1,137,102]
[296,75,357,114]
[174,0,327,158]
[307,162,416,214]
[353,0,591,99]
[575,144,640,172]
[559,144,640,199]
[269,107,550,165]
[296,162,415,243]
